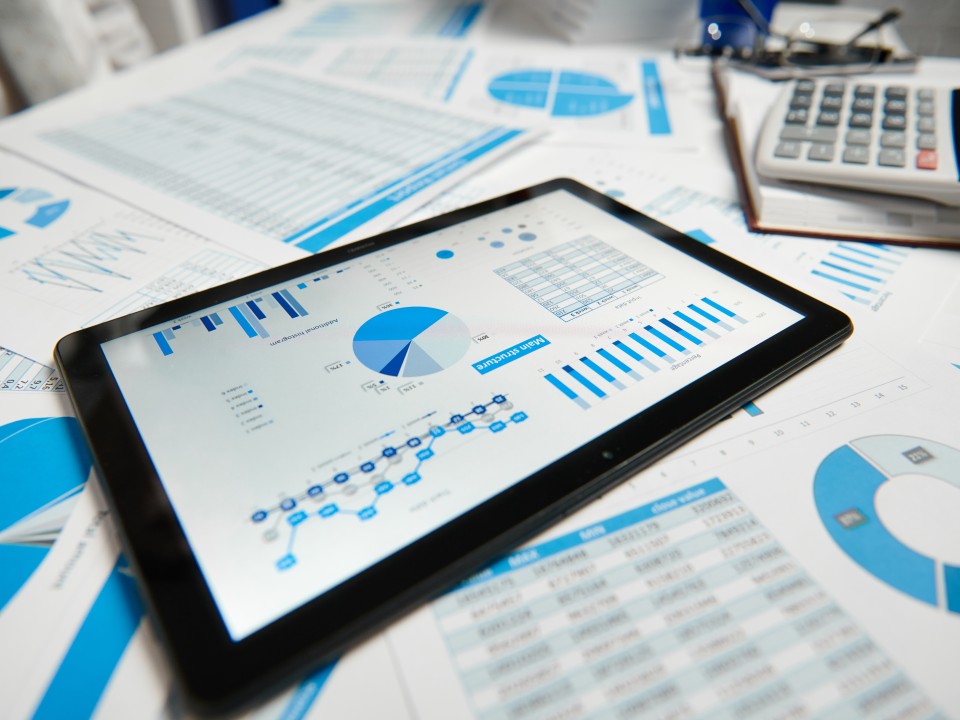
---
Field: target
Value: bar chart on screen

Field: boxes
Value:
[540,294,749,410]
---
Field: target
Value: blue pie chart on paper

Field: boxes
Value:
[0,187,70,240]
[353,306,471,377]
[488,69,634,117]
[813,434,960,614]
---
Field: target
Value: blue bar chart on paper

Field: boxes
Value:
[543,295,748,409]
[809,242,907,306]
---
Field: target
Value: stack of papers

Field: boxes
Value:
[1,0,959,718]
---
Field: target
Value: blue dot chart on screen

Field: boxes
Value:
[353,306,471,377]
[0,186,70,239]
[813,434,960,614]
[487,70,634,117]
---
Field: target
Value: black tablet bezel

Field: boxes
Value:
[55,178,852,715]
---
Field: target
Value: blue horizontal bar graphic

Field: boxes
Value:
[674,310,705,331]
[545,372,578,399]
[247,300,266,320]
[33,562,143,720]
[613,340,643,361]
[273,291,299,318]
[597,348,630,373]
[688,303,718,323]
[152,332,173,356]
[842,292,872,305]
[563,365,605,398]
[701,297,736,318]
[743,401,763,417]
[580,356,615,382]
[641,60,671,135]
[444,49,474,101]
[201,316,216,331]
[811,269,875,293]
[211,312,223,325]
[660,318,701,345]
[628,332,665,358]
[827,250,889,272]
[229,305,258,338]
[281,289,308,317]
[645,324,685,353]
[820,261,883,283]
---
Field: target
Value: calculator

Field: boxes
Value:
[755,77,960,206]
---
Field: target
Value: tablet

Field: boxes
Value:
[55,179,852,714]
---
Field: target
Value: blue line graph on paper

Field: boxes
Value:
[250,394,527,572]
[494,235,663,322]
[543,295,748,410]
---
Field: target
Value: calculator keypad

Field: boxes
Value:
[773,80,938,171]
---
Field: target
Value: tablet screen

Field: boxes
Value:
[100,188,803,641]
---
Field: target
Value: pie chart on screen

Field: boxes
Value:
[353,306,471,377]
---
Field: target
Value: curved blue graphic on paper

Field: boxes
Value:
[0,417,92,610]
[353,306,471,377]
[488,70,633,117]
[813,434,960,614]
[0,186,71,239]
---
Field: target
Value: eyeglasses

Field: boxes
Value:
[675,2,916,79]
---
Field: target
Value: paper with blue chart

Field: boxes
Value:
[288,41,711,149]
[0,60,540,258]
[386,325,960,717]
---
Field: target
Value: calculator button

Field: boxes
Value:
[796,79,816,93]
[785,109,809,124]
[916,150,938,170]
[774,141,802,159]
[817,110,840,126]
[882,115,907,130]
[808,143,835,161]
[917,88,935,101]
[918,100,935,116]
[918,116,936,132]
[849,112,873,128]
[821,95,844,111]
[780,126,838,142]
[878,148,906,167]
[823,83,846,97]
[917,133,937,150]
[880,131,906,148]
[842,146,870,164]
[885,86,908,100]
[790,94,813,109]
[884,99,907,115]
[852,97,875,112]
[854,84,876,98]
[845,129,872,145]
